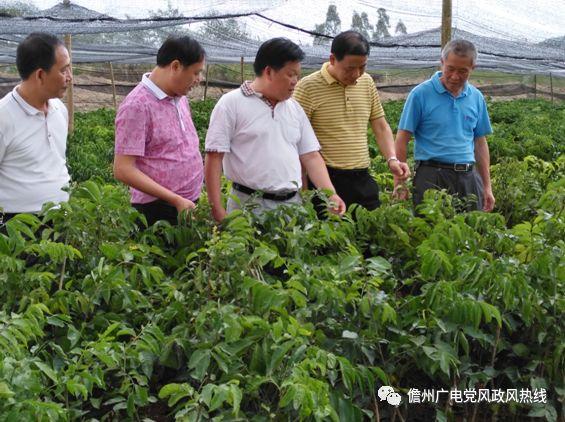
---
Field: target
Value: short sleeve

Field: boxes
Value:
[398,88,421,133]
[296,105,320,156]
[368,78,385,121]
[474,95,493,138]
[205,96,235,153]
[115,99,149,156]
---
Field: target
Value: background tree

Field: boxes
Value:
[313,4,341,45]
[395,19,407,35]
[0,0,38,17]
[200,10,251,42]
[373,7,391,41]
[351,11,373,40]
[143,2,188,45]
[74,1,190,48]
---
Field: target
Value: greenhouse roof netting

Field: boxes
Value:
[0,1,563,75]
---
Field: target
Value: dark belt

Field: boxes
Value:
[232,182,297,201]
[326,166,369,176]
[418,160,474,172]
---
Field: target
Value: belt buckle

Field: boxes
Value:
[454,163,470,172]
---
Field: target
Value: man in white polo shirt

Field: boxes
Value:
[205,38,346,222]
[0,33,72,223]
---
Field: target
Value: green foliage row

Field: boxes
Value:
[0,171,562,420]
[69,99,564,186]
[66,109,115,184]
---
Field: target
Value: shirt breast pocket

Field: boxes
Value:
[463,114,478,133]
[281,120,301,146]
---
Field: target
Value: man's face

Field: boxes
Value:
[329,54,367,86]
[172,59,205,96]
[43,45,72,99]
[440,52,475,94]
[266,60,301,101]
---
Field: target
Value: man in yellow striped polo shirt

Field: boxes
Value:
[294,31,410,213]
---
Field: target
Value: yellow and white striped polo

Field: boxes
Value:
[293,62,385,169]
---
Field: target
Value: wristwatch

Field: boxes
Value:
[387,156,399,164]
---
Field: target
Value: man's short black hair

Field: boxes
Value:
[16,32,64,80]
[331,30,370,61]
[253,38,304,76]
[156,36,205,67]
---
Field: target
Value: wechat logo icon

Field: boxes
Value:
[378,385,402,407]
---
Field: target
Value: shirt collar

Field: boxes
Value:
[321,62,339,85]
[240,80,257,97]
[142,73,171,100]
[240,80,278,109]
[432,71,470,97]
[11,86,51,116]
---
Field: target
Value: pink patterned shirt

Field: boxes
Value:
[115,74,203,204]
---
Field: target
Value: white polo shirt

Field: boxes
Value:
[0,87,70,213]
[205,85,320,192]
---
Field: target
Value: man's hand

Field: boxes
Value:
[388,159,411,181]
[328,193,346,216]
[482,187,495,212]
[393,175,410,201]
[172,196,197,222]
[172,195,196,214]
[211,206,228,223]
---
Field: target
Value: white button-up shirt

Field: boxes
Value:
[0,87,70,213]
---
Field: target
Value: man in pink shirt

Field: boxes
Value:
[114,36,205,225]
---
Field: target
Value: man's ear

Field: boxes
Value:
[170,59,182,72]
[329,53,336,66]
[35,68,46,84]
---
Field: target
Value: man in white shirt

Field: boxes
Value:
[0,32,72,223]
[205,38,346,222]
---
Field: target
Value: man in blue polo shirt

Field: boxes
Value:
[394,39,495,212]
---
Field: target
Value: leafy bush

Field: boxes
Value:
[67,109,115,183]
[486,99,564,163]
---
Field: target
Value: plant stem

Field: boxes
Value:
[372,391,381,422]
[490,325,501,388]
[59,255,67,290]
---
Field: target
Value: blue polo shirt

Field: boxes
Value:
[398,71,492,164]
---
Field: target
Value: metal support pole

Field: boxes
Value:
[441,0,452,50]
[240,56,244,84]
[109,62,117,110]
[203,63,210,100]
[64,34,74,134]
[550,72,554,105]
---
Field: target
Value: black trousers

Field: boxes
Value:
[133,199,197,226]
[309,166,380,217]
[413,163,483,211]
